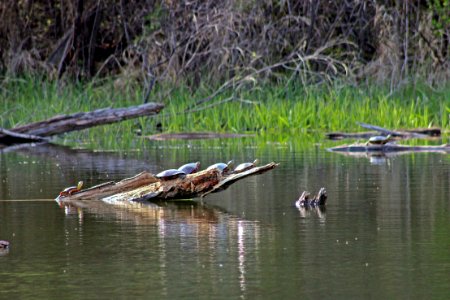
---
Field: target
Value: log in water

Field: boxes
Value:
[57,162,279,203]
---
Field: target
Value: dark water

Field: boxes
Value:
[0,141,449,299]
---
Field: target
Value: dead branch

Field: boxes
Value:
[327,127,441,140]
[356,122,432,138]
[0,128,49,145]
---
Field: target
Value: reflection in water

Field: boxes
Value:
[63,204,84,224]
[2,141,449,299]
[57,199,261,299]
[369,155,388,165]
[297,206,326,221]
[238,221,246,294]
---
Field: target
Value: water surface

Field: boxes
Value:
[0,141,449,299]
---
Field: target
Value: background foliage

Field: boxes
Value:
[0,0,448,90]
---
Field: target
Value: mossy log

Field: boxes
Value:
[57,162,279,204]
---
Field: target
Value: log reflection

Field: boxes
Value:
[57,199,262,299]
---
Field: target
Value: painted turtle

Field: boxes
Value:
[178,162,201,174]
[156,169,186,180]
[366,134,393,145]
[206,160,234,174]
[234,159,259,173]
[0,240,9,249]
[59,181,84,197]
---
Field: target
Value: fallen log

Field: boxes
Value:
[0,102,164,145]
[356,122,440,138]
[326,131,380,140]
[56,162,279,203]
[146,132,255,141]
[326,122,441,140]
[0,128,50,145]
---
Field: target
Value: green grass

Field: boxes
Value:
[1,76,448,150]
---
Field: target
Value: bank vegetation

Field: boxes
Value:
[1,1,448,89]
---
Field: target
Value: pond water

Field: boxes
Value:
[0,141,449,299]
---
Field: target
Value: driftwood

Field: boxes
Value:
[57,162,279,203]
[295,187,328,208]
[294,188,327,219]
[356,122,440,138]
[328,143,450,154]
[326,122,441,140]
[0,102,164,145]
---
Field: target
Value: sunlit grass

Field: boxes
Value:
[1,76,448,151]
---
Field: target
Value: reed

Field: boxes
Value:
[1,77,448,151]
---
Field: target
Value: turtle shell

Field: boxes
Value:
[206,160,234,173]
[156,169,186,180]
[367,135,391,145]
[178,162,200,174]
[59,181,83,197]
[234,159,258,173]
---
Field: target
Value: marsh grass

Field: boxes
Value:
[154,82,448,133]
[1,77,448,151]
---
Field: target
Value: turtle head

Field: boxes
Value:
[77,181,84,190]
[222,160,234,173]
[385,134,394,142]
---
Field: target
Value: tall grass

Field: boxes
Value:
[154,82,449,133]
[1,77,448,150]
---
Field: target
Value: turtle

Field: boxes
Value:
[59,181,84,197]
[156,169,186,180]
[178,162,201,174]
[0,240,9,249]
[206,160,234,174]
[366,134,393,145]
[233,159,259,173]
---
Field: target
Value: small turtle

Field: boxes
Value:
[0,240,9,249]
[178,162,201,174]
[156,169,186,180]
[234,159,259,173]
[59,181,84,197]
[366,134,393,145]
[206,160,234,174]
